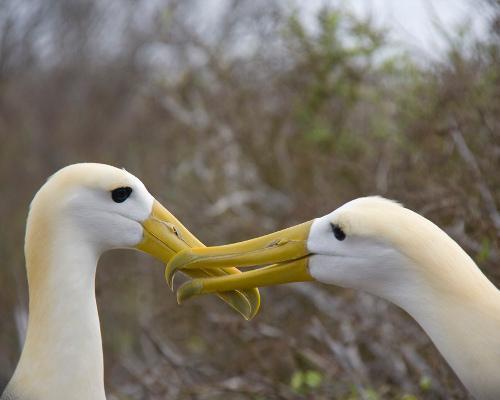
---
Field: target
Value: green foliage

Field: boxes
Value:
[477,238,492,264]
[290,369,323,393]
[185,335,207,355]
[401,395,419,400]
[419,376,432,391]
[285,6,387,148]
[362,388,380,400]
[0,1,498,399]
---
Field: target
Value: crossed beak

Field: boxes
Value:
[165,221,315,304]
[135,200,260,320]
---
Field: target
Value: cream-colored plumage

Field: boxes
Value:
[167,197,500,399]
[1,163,260,400]
[310,198,500,399]
[3,164,134,400]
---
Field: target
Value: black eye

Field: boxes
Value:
[330,223,346,241]
[111,187,132,203]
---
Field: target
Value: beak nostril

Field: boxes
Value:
[168,224,183,240]
[266,239,289,248]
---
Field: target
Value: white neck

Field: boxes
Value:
[310,210,500,399]
[406,282,500,400]
[374,247,500,400]
[4,230,106,400]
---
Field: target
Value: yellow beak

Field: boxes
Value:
[136,200,260,320]
[165,221,314,304]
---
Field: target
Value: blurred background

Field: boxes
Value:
[0,0,499,399]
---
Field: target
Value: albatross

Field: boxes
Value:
[167,196,500,400]
[1,163,259,400]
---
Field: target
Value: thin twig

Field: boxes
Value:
[450,121,500,232]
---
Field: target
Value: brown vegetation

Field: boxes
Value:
[0,1,499,398]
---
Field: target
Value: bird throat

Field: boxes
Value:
[5,228,107,400]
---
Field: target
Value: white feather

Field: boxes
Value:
[307,197,500,400]
[3,163,155,400]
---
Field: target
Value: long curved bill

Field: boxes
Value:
[165,221,314,304]
[135,200,260,320]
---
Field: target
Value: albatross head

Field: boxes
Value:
[28,163,190,262]
[26,163,259,318]
[5,165,260,399]
[167,196,477,308]
[166,197,500,400]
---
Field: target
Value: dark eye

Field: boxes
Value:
[330,223,346,241]
[111,187,132,203]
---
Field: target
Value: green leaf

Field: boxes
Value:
[290,370,304,391]
[419,376,432,391]
[361,388,379,400]
[477,238,491,263]
[304,370,323,388]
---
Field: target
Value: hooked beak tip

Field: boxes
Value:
[165,250,198,287]
[165,269,175,290]
[177,280,203,304]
